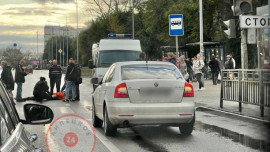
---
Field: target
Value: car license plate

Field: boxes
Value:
[140,88,171,97]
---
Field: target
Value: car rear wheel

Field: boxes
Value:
[92,101,103,128]
[179,115,195,135]
[103,106,117,136]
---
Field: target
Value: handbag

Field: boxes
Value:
[76,77,82,84]
[218,73,221,80]
[184,73,189,80]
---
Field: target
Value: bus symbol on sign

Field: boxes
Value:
[171,18,182,30]
[169,14,184,36]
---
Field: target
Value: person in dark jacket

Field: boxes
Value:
[15,59,28,102]
[225,55,234,69]
[225,55,234,87]
[185,58,193,82]
[209,55,220,85]
[1,60,14,90]
[63,58,77,102]
[49,59,62,94]
[74,60,81,101]
[33,77,51,101]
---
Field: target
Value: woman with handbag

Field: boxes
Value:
[192,53,205,91]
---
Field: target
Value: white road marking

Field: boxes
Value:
[94,129,122,152]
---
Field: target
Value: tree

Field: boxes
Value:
[1,47,23,68]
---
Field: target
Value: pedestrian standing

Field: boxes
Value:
[192,53,205,90]
[167,52,176,65]
[209,55,220,85]
[230,54,236,69]
[178,55,188,80]
[185,58,193,82]
[63,58,77,102]
[1,60,14,91]
[225,55,234,70]
[74,60,82,101]
[15,59,28,102]
[225,55,234,87]
[49,59,62,94]
[1,60,15,105]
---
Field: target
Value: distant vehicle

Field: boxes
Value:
[0,81,54,152]
[89,34,142,84]
[91,61,195,136]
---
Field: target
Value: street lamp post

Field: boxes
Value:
[199,0,204,60]
[37,31,38,59]
[66,16,69,67]
[76,0,79,64]
[62,28,65,67]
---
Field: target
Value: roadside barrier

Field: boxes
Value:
[220,69,270,117]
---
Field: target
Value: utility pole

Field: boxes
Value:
[37,31,38,59]
[60,27,62,67]
[76,0,79,64]
[51,26,54,60]
[50,26,53,61]
[63,27,65,67]
[66,16,69,66]
[199,0,204,60]
[132,0,135,39]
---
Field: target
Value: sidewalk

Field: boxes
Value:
[191,80,270,121]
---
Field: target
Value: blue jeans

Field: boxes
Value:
[65,81,76,100]
[16,82,23,100]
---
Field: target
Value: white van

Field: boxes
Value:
[89,34,142,80]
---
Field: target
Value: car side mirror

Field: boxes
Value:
[23,104,54,125]
[91,77,99,84]
[88,60,95,69]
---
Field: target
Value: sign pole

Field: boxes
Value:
[60,52,62,67]
[241,29,248,69]
[176,36,179,58]
[169,14,184,58]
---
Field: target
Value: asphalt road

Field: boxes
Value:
[13,70,269,152]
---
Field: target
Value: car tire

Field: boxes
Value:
[92,101,103,128]
[179,115,195,135]
[103,106,117,136]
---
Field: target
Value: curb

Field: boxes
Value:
[196,106,270,124]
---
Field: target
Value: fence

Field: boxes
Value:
[220,69,270,117]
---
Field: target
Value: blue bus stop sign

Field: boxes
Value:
[169,14,184,36]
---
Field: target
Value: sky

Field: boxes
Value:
[0,0,93,55]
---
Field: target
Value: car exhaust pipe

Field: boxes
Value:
[123,120,129,126]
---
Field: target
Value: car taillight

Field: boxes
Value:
[114,83,129,98]
[183,82,194,97]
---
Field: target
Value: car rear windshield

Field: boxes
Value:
[121,64,183,80]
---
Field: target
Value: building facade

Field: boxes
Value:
[44,25,78,45]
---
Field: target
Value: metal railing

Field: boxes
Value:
[220,69,270,117]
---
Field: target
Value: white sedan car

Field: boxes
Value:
[91,61,195,136]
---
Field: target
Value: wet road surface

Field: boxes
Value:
[14,70,269,152]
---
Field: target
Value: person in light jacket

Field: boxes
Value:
[192,53,205,90]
